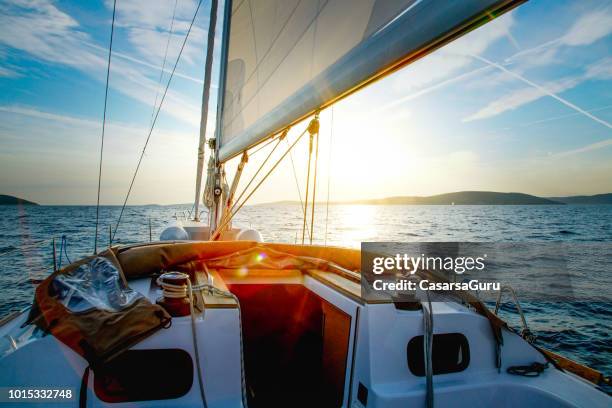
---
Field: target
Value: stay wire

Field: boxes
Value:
[112,0,204,243]
[94,0,117,254]
[226,136,283,220]
[309,129,319,245]
[211,125,311,240]
[287,138,310,241]
[301,134,314,244]
[324,106,333,246]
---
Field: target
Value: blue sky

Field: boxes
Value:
[0,0,611,205]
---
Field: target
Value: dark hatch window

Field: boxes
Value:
[94,349,193,403]
[407,333,469,376]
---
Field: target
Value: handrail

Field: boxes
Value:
[494,285,535,343]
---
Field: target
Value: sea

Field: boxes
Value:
[0,204,610,376]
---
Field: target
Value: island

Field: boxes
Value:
[258,191,612,206]
[547,193,612,205]
[0,195,39,205]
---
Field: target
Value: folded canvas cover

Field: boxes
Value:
[27,249,170,366]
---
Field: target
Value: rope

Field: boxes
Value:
[112,0,204,243]
[225,134,284,222]
[94,0,117,254]
[507,362,549,377]
[309,128,319,245]
[422,292,434,408]
[301,116,319,244]
[156,271,248,407]
[156,273,208,407]
[211,124,311,240]
[324,106,334,246]
[287,137,310,241]
[58,235,72,270]
[249,134,280,156]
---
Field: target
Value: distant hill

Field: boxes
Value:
[350,191,562,205]
[261,191,564,205]
[548,193,612,205]
[0,195,39,205]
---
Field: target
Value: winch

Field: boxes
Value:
[156,271,192,317]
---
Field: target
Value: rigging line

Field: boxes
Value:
[150,0,179,126]
[218,135,284,229]
[287,137,311,241]
[211,124,311,240]
[309,129,319,245]
[112,0,205,243]
[324,106,333,246]
[249,134,280,156]
[94,0,117,255]
[302,131,314,245]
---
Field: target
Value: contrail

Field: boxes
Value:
[470,54,612,130]
[373,64,491,115]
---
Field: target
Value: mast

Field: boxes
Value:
[210,0,233,231]
[193,0,219,221]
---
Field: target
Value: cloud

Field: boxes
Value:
[463,76,581,122]
[561,9,612,46]
[0,0,206,126]
[107,0,199,31]
[0,0,105,69]
[462,58,612,123]
[127,26,204,67]
[106,0,206,66]
[0,65,20,77]
[390,11,516,93]
[584,57,612,80]
[553,138,612,158]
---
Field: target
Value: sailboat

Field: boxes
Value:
[0,0,609,407]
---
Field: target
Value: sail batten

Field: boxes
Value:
[217,0,523,162]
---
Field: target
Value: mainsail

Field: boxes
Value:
[215,0,522,162]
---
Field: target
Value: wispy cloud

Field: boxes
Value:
[463,75,580,122]
[553,138,612,158]
[460,7,612,124]
[462,56,612,129]
[390,11,516,93]
[0,65,20,77]
[0,0,206,126]
[560,8,612,46]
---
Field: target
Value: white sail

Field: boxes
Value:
[216,0,521,162]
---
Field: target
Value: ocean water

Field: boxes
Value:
[0,204,610,375]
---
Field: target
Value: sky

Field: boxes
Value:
[0,0,611,205]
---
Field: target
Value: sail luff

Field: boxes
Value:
[194,0,219,221]
[217,0,524,163]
